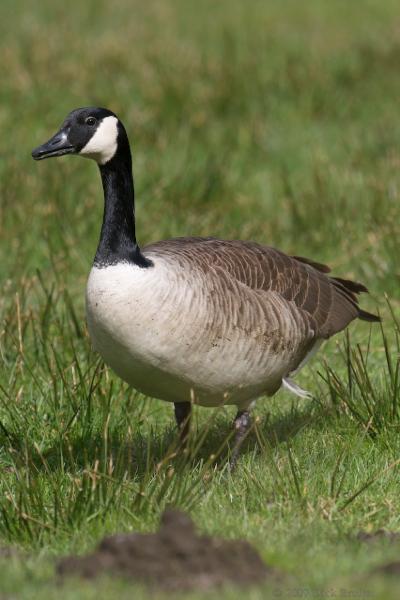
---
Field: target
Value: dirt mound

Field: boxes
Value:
[58,509,272,591]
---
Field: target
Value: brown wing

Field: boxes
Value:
[143,237,379,339]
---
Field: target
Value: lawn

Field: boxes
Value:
[1,0,400,598]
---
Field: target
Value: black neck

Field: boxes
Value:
[94,150,150,268]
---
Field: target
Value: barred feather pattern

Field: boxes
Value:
[145,237,378,338]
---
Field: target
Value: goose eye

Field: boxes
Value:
[85,117,96,126]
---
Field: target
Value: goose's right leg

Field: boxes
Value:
[229,409,252,470]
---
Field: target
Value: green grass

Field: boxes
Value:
[1,0,400,597]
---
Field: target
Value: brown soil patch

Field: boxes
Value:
[0,546,18,558]
[356,530,400,543]
[58,509,273,591]
[373,561,400,576]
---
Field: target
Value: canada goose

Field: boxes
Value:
[32,107,379,466]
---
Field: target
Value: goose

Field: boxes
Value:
[32,107,380,466]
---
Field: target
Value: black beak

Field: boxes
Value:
[32,129,75,161]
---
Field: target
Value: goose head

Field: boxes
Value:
[32,107,128,165]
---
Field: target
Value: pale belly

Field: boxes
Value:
[85,261,311,408]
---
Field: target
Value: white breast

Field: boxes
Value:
[85,257,313,408]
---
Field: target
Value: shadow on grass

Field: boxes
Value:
[0,397,337,542]
[11,398,330,477]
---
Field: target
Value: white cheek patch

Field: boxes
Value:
[80,116,119,164]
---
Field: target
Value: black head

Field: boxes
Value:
[32,107,128,165]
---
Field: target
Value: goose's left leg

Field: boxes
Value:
[229,409,252,470]
[174,401,191,445]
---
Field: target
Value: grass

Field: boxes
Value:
[1,0,400,597]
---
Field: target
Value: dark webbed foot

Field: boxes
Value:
[229,410,252,470]
[174,401,191,445]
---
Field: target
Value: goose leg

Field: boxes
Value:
[229,409,251,470]
[174,401,191,445]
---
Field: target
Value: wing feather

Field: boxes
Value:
[143,237,379,338]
